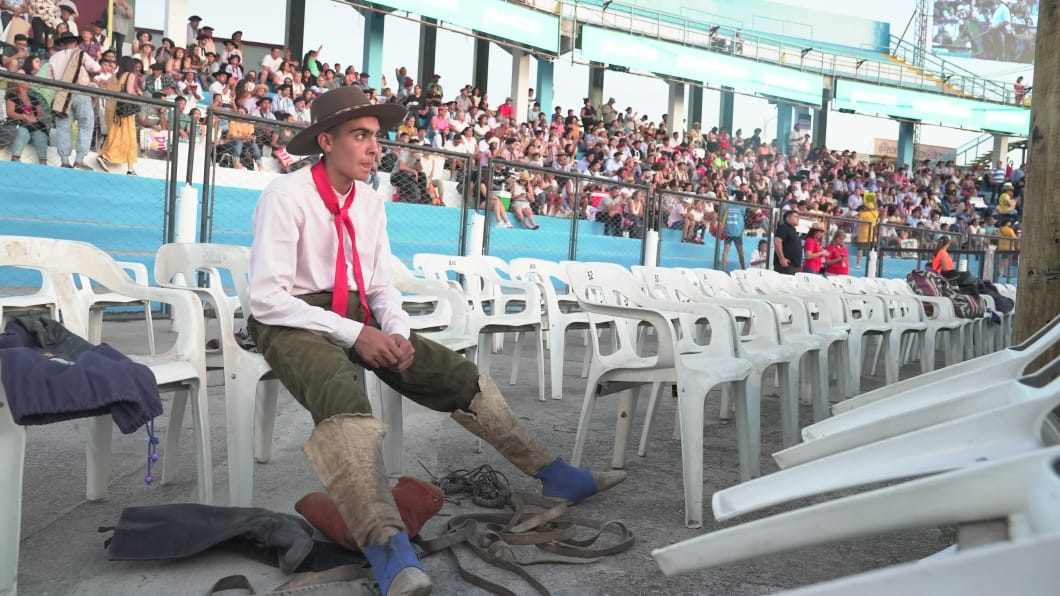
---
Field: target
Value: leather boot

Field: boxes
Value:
[303,414,432,596]
[451,374,627,503]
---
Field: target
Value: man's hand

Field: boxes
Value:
[390,334,415,372]
[778,256,790,267]
[352,326,402,370]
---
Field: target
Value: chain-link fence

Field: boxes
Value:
[479,158,648,269]
[874,222,990,280]
[654,190,771,272]
[0,69,180,292]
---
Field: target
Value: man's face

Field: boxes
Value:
[318,116,381,182]
[271,48,281,58]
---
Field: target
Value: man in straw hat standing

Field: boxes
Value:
[246,85,625,595]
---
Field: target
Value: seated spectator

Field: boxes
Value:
[750,240,769,269]
[268,111,300,172]
[3,76,48,164]
[509,171,539,230]
[143,62,176,95]
[221,105,262,170]
[177,68,202,102]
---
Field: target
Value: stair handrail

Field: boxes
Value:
[890,34,1011,103]
[554,0,1019,105]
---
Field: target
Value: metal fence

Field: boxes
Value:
[0,69,181,284]
[480,158,649,269]
[0,66,1024,291]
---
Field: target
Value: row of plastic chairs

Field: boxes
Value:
[650,314,1059,593]
[1,236,212,596]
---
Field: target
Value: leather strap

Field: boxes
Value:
[414,492,635,595]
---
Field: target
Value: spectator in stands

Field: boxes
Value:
[47,31,101,170]
[802,221,827,273]
[822,230,850,275]
[4,74,48,164]
[750,239,769,269]
[930,235,954,272]
[773,209,802,274]
[509,171,540,230]
[96,56,141,175]
[143,62,175,95]
[223,105,262,170]
[720,199,747,272]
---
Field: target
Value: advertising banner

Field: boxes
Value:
[367,0,559,53]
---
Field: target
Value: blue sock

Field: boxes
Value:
[534,457,597,502]
[361,532,423,594]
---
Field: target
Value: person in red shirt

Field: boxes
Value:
[930,236,955,272]
[496,97,514,120]
[823,229,850,275]
[802,221,827,273]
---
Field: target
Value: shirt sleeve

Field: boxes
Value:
[248,184,365,348]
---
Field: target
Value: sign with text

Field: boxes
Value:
[835,80,1030,137]
[578,26,825,106]
[366,0,559,53]
[873,138,955,162]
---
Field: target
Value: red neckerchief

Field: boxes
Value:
[309,159,370,324]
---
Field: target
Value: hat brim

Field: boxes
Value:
[286,103,407,155]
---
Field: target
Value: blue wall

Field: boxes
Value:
[1,162,890,290]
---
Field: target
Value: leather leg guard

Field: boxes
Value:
[451,374,627,503]
[303,414,431,595]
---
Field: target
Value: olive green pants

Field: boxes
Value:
[248,292,481,424]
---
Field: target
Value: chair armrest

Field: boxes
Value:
[122,283,206,364]
[576,300,680,368]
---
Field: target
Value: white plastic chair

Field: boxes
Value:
[0,236,211,596]
[778,533,1060,596]
[635,266,813,465]
[76,261,156,355]
[828,313,1060,418]
[565,261,753,528]
[414,254,546,400]
[711,356,1060,521]
[0,268,59,325]
[509,258,593,400]
[653,446,1060,580]
[775,315,1060,469]
[877,277,965,371]
[155,243,281,506]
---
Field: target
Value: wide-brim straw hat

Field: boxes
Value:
[286,86,406,155]
[810,221,826,232]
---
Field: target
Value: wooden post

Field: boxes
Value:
[1013,0,1060,360]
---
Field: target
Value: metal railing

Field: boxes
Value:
[0,69,181,250]
[536,0,1016,104]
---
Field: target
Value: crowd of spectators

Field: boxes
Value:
[0,7,1025,266]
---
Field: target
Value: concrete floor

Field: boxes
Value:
[12,319,942,596]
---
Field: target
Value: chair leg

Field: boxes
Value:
[677,379,708,529]
[570,374,601,467]
[847,334,864,396]
[160,387,188,486]
[884,332,900,385]
[85,415,112,501]
[637,382,664,457]
[811,350,829,423]
[535,327,546,402]
[225,375,258,507]
[743,375,764,479]
[254,379,281,463]
[189,380,214,505]
[379,384,404,476]
[510,332,523,387]
[0,394,26,596]
[142,300,156,355]
[922,329,938,373]
[779,362,800,449]
[611,388,640,469]
[548,326,565,400]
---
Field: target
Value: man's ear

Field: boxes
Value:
[316,131,331,154]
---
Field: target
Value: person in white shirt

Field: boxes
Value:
[291,96,311,123]
[260,46,283,82]
[245,86,625,596]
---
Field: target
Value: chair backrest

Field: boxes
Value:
[155,243,252,316]
[509,257,575,317]
[390,254,468,336]
[692,268,744,298]
[1,236,142,336]
[631,266,702,303]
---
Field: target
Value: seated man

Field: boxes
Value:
[247,86,625,596]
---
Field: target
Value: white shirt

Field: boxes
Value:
[261,53,283,73]
[249,166,411,347]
